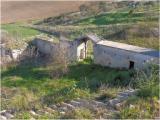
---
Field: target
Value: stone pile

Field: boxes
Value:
[0,89,137,119]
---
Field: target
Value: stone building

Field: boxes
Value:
[32,34,100,62]
[32,34,159,70]
[94,40,159,69]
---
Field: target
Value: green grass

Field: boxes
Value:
[1,59,131,108]
[1,23,40,39]
[118,96,159,119]
[75,12,158,26]
[62,108,94,119]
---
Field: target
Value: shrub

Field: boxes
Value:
[14,112,32,119]
[96,85,122,100]
[137,84,159,98]
[119,98,159,119]
[135,65,159,98]
[49,47,69,78]
[62,108,93,119]
[9,88,41,111]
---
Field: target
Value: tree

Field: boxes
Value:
[99,1,107,12]
[79,4,88,16]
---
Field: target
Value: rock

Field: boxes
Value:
[30,110,38,116]
[12,49,23,60]
[109,99,121,106]
[152,28,159,37]
[129,104,135,109]
[117,95,128,101]
[3,113,14,119]
[70,100,81,107]
[91,100,107,108]
[115,102,123,110]
[59,107,68,112]
[36,110,45,115]
[0,115,7,120]
[30,117,36,120]
[61,102,75,109]
[118,92,129,97]
[60,111,65,115]
[44,106,55,113]
[50,105,57,110]
[0,110,6,114]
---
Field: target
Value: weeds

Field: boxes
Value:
[62,108,93,119]
[49,47,69,78]
[9,88,41,111]
[119,97,159,119]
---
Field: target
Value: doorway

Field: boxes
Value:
[129,61,135,69]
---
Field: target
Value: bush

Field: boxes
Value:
[119,98,159,119]
[9,88,41,111]
[137,84,159,98]
[49,47,69,78]
[62,108,93,119]
[135,65,159,98]
[14,112,32,119]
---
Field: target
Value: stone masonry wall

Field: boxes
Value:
[93,43,157,69]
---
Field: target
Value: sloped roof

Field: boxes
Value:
[86,34,101,43]
[97,40,159,58]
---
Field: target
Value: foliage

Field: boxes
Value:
[119,97,159,119]
[9,87,41,111]
[14,112,32,119]
[49,47,69,78]
[75,12,158,25]
[62,108,93,119]
[96,85,123,100]
[1,23,40,39]
[136,65,159,98]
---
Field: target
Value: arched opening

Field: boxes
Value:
[86,40,94,59]
[76,37,94,61]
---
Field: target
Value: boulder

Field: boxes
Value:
[0,115,7,120]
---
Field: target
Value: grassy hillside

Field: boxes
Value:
[75,12,158,25]
[1,1,159,119]
[1,1,86,23]
[1,57,159,119]
[2,23,40,39]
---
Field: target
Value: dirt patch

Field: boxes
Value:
[1,1,86,23]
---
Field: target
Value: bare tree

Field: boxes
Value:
[49,46,69,78]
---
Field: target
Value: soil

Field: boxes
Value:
[1,1,86,24]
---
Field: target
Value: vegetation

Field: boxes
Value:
[1,0,159,119]
[63,108,93,119]
[2,57,159,119]
[75,12,158,25]
[115,65,159,119]
[1,23,40,40]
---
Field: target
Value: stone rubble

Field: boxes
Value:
[0,89,137,119]
[109,89,137,108]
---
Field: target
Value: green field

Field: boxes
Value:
[75,12,158,25]
[1,58,159,119]
[1,23,40,39]
[1,1,159,119]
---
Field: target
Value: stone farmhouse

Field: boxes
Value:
[32,34,159,70]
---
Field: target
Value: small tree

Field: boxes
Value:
[79,4,88,16]
[98,1,107,12]
[49,46,69,78]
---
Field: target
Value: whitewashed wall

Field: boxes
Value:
[93,44,159,69]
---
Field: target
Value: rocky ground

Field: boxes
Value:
[0,89,136,119]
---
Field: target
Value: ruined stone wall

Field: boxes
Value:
[59,40,77,62]
[93,44,158,69]
[32,38,59,57]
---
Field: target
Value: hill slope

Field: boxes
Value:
[1,1,86,23]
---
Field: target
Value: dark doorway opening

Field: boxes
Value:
[129,61,134,69]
